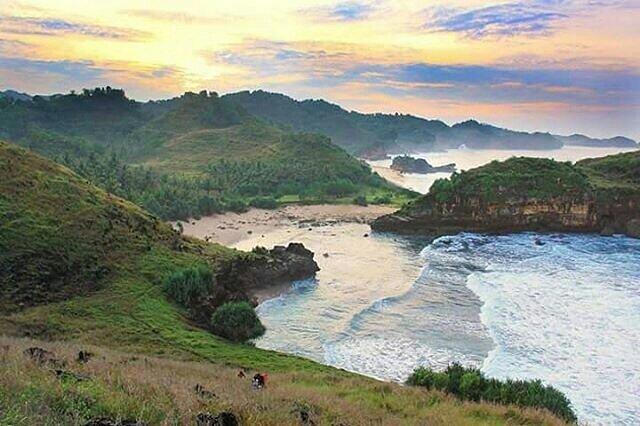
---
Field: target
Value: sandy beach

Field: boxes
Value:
[177,203,396,247]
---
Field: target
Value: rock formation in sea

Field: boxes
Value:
[390,155,456,174]
[373,152,640,238]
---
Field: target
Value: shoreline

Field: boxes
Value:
[177,203,396,247]
[178,204,397,303]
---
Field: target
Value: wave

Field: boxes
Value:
[464,233,640,425]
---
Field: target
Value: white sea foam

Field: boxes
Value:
[256,225,640,424]
[465,234,640,425]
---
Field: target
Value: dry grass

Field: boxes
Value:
[0,336,567,426]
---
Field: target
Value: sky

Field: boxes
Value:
[1,0,639,139]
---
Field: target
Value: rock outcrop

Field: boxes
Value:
[373,153,640,238]
[188,243,319,324]
[390,155,456,174]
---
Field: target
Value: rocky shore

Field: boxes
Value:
[373,152,640,239]
[185,242,320,325]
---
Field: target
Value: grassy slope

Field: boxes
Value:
[0,143,565,425]
[131,93,413,205]
[576,149,640,189]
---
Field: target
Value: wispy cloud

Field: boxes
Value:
[301,1,375,22]
[425,1,569,38]
[211,38,639,113]
[0,16,149,40]
[0,57,184,99]
[123,9,230,25]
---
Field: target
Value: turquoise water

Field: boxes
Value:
[256,229,640,425]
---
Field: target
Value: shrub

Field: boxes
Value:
[224,199,248,213]
[371,195,392,205]
[211,302,265,342]
[249,196,279,209]
[407,364,577,423]
[353,195,368,206]
[163,264,213,307]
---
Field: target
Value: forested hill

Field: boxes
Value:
[0,88,413,220]
[223,90,638,157]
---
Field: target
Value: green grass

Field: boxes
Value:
[0,336,567,425]
[576,150,640,190]
[0,142,570,425]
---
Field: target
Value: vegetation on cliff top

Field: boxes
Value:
[576,150,640,189]
[426,157,591,206]
[401,151,640,213]
[0,88,413,221]
[0,141,568,425]
[407,364,577,423]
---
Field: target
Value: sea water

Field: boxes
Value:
[252,146,640,424]
[254,229,640,424]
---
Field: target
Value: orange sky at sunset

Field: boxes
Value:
[1,0,639,138]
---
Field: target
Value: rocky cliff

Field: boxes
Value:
[183,243,319,325]
[373,153,640,238]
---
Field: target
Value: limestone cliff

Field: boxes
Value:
[373,152,640,238]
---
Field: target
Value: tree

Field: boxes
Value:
[211,302,265,342]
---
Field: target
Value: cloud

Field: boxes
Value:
[0,16,149,40]
[425,1,569,38]
[301,1,375,22]
[209,38,639,114]
[123,9,225,25]
[0,57,184,100]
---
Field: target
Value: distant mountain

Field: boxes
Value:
[0,89,32,102]
[555,134,638,148]
[446,120,562,150]
[224,90,637,156]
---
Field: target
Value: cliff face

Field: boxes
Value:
[186,243,319,325]
[373,153,640,238]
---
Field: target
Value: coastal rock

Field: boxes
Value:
[188,243,319,324]
[373,154,640,238]
[390,155,455,174]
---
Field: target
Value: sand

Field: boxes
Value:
[177,204,396,247]
[175,204,397,303]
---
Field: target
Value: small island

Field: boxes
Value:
[390,155,456,174]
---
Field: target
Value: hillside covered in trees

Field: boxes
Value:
[224,90,638,158]
[0,88,413,220]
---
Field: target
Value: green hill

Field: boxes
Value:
[0,142,568,425]
[0,89,413,220]
[224,91,636,157]
[373,151,640,237]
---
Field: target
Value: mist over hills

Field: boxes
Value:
[3,88,636,162]
[224,90,638,158]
